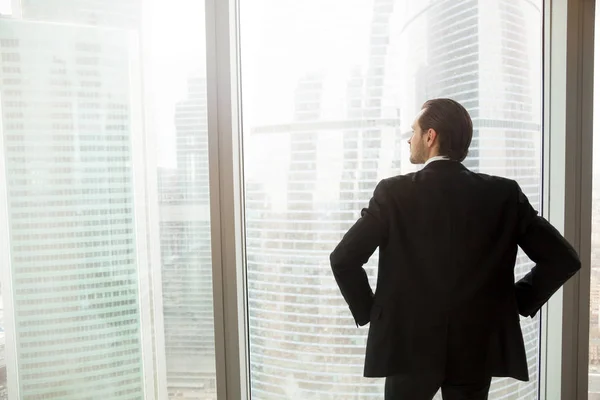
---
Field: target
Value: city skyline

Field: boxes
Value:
[243,0,542,398]
[2,0,591,399]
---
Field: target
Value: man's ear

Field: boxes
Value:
[426,129,438,147]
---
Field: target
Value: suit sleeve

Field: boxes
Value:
[514,181,581,317]
[330,179,390,327]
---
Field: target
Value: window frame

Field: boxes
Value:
[541,0,595,399]
[205,0,597,399]
[206,0,250,398]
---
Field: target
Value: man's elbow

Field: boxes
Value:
[330,249,351,279]
[558,244,582,277]
[561,252,582,281]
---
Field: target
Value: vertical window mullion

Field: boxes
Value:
[206,0,250,398]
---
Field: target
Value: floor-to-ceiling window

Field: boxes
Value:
[0,0,216,399]
[239,0,543,398]
[3,0,598,398]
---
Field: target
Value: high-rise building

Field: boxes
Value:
[401,1,541,398]
[359,0,395,186]
[0,19,148,399]
[157,75,216,399]
[246,72,382,398]
[20,0,141,29]
[12,2,217,398]
[247,65,404,397]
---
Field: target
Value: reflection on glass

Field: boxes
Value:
[241,0,542,398]
[0,0,215,399]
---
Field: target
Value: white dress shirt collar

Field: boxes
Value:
[424,155,450,166]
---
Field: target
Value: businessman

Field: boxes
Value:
[330,98,581,400]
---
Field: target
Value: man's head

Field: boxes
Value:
[408,98,473,164]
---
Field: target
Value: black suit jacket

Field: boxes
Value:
[330,160,581,380]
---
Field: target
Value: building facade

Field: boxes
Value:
[0,19,146,399]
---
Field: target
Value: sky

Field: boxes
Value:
[144,0,206,167]
[0,0,372,170]
[0,0,595,178]
[240,0,372,126]
[149,0,373,171]
[0,0,206,167]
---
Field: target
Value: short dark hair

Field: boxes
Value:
[418,98,473,162]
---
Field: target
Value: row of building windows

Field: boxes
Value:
[21,365,141,391]
[18,298,137,312]
[19,330,139,351]
[17,306,139,321]
[13,238,133,252]
[9,191,130,202]
[13,249,134,263]
[0,39,19,48]
[15,278,137,294]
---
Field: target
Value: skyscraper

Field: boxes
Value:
[246,69,385,398]
[20,0,141,29]
[0,19,147,399]
[401,1,541,398]
[5,2,212,398]
[157,75,216,399]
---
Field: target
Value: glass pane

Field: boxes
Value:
[0,1,215,399]
[240,0,543,398]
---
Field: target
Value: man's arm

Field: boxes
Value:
[330,179,390,327]
[514,182,581,317]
